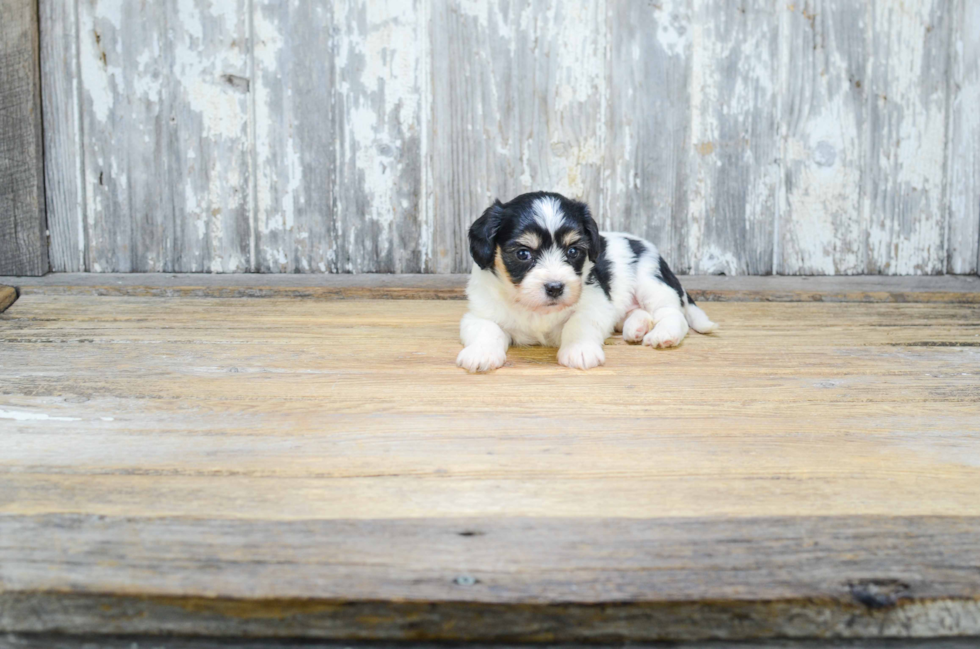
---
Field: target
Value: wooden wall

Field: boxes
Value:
[38,0,980,275]
[1,0,48,276]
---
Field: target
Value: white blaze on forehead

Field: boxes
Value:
[532,197,566,233]
[538,246,566,268]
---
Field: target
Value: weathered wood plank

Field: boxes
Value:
[2,296,980,640]
[862,0,950,274]
[684,0,779,275]
[39,0,85,272]
[603,0,689,262]
[0,0,48,276]
[1,515,980,640]
[1,273,979,302]
[250,0,334,273]
[2,298,979,522]
[252,0,425,273]
[77,0,250,272]
[34,0,979,277]
[945,0,980,275]
[777,1,865,275]
[428,0,607,273]
[4,638,980,649]
[168,0,252,273]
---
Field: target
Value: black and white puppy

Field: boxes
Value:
[456,191,718,372]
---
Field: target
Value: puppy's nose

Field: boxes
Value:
[544,282,565,298]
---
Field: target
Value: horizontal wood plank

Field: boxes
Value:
[2,515,980,641]
[2,295,980,640]
[0,275,979,302]
[4,638,980,649]
[3,637,980,649]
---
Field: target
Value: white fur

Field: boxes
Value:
[532,196,566,233]
[685,302,720,334]
[458,229,718,372]
[516,246,581,311]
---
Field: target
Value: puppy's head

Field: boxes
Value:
[469,192,601,313]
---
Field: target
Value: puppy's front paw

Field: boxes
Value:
[558,342,605,370]
[456,345,507,373]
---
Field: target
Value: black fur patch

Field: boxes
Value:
[499,247,534,284]
[656,256,685,302]
[470,191,602,285]
[686,291,696,306]
[627,238,646,264]
[586,235,612,298]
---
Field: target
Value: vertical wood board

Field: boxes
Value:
[252,0,425,273]
[862,0,950,274]
[945,0,980,274]
[0,0,48,276]
[40,0,85,272]
[428,0,607,273]
[603,0,691,266]
[684,0,779,275]
[76,0,250,272]
[777,0,866,275]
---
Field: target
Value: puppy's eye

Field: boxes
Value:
[516,249,532,261]
[566,247,580,259]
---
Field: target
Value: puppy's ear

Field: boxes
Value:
[469,200,504,269]
[582,207,602,262]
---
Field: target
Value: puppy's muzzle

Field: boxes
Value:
[544,282,565,299]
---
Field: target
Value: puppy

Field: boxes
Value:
[456,192,718,372]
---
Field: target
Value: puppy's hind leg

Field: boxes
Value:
[643,308,689,349]
[634,275,689,349]
[621,309,654,343]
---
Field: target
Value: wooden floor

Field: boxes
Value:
[1,289,980,642]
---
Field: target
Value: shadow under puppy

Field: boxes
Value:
[457,192,718,372]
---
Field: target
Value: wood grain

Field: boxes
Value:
[428,0,607,273]
[0,0,48,277]
[76,0,251,272]
[684,0,779,275]
[37,0,980,276]
[778,0,865,275]
[4,638,980,649]
[862,0,950,274]
[252,1,425,273]
[3,274,979,302]
[603,0,689,258]
[946,0,980,275]
[2,299,980,520]
[2,296,980,639]
[1,516,980,640]
[39,0,84,272]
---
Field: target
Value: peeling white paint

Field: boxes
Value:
[654,2,691,57]
[863,0,948,274]
[79,1,123,124]
[46,0,978,276]
[338,0,421,246]
[0,409,82,422]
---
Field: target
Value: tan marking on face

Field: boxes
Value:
[493,246,515,286]
[515,232,542,249]
[561,230,582,247]
[514,247,583,313]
